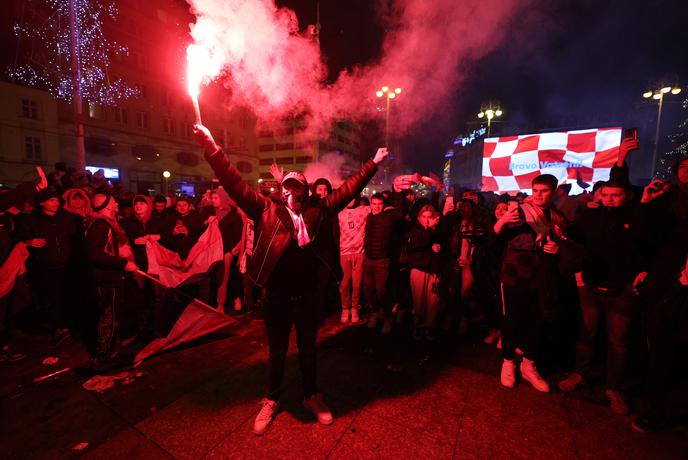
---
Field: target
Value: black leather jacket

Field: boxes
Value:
[205,148,377,288]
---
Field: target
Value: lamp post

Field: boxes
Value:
[376,86,402,148]
[477,102,503,137]
[162,170,171,195]
[643,85,682,178]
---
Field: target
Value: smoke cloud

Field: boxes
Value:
[186,0,529,140]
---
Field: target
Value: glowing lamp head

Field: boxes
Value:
[388,92,396,99]
[661,86,672,94]
[671,87,681,95]
[381,86,389,93]
[162,171,171,179]
[643,91,653,98]
[495,109,503,116]
[478,112,484,118]
[376,90,384,98]
[653,93,662,100]
[394,88,402,94]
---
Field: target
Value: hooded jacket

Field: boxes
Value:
[204,148,377,289]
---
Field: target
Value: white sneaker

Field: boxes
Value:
[303,393,334,425]
[253,398,280,435]
[520,358,550,393]
[350,308,360,323]
[501,359,516,388]
[340,309,350,324]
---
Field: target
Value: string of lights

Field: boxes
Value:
[8,0,139,105]
[658,96,688,178]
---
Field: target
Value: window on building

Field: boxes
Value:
[134,83,147,99]
[114,107,128,124]
[275,142,293,151]
[163,118,176,135]
[24,136,42,161]
[258,129,273,137]
[259,144,275,152]
[181,123,193,138]
[163,88,175,107]
[238,137,247,150]
[21,99,39,119]
[259,158,274,166]
[275,157,294,165]
[88,102,106,120]
[135,111,149,129]
[295,156,313,164]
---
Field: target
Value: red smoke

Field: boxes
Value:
[186,0,527,141]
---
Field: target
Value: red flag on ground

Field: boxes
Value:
[0,243,29,299]
[134,280,236,362]
[134,221,236,362]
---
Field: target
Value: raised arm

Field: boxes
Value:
[323,148,387,213]
[194,124,268,220]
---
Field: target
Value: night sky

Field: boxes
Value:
[283,0,688,172]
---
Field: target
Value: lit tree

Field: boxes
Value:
[9,0,137,169]
[658,96,688,179]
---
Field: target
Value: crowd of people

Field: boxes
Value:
[0,128,686,436]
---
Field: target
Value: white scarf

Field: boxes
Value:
[286,207,311,247]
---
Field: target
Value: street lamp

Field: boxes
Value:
[376,85,403,148]
[162,170,171,194]
[477,102,503,137]
[642,84,682,177]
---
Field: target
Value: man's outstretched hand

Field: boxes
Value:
[373,147,389,165]
[193,124,219,155]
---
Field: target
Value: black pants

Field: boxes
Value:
[94,284,125,357]
[645,304,688,420]
[29,268,68,331]
[263,290,320,401]
[363,258,392,316]
[576,286,636,390]
[501,282,542,361]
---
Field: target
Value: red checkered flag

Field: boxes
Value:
[481,127,622,194]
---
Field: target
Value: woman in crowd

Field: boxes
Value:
[406,203,446,341]
[201,188,244,313]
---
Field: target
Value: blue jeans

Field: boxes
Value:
[575,285,636,390]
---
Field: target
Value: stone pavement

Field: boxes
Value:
[1,314,686,459]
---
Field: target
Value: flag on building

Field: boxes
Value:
[481,127,622,195]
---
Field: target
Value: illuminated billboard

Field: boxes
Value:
[481,127,622,195]
[86,166,120,179]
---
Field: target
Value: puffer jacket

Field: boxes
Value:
[205,148,377,288]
